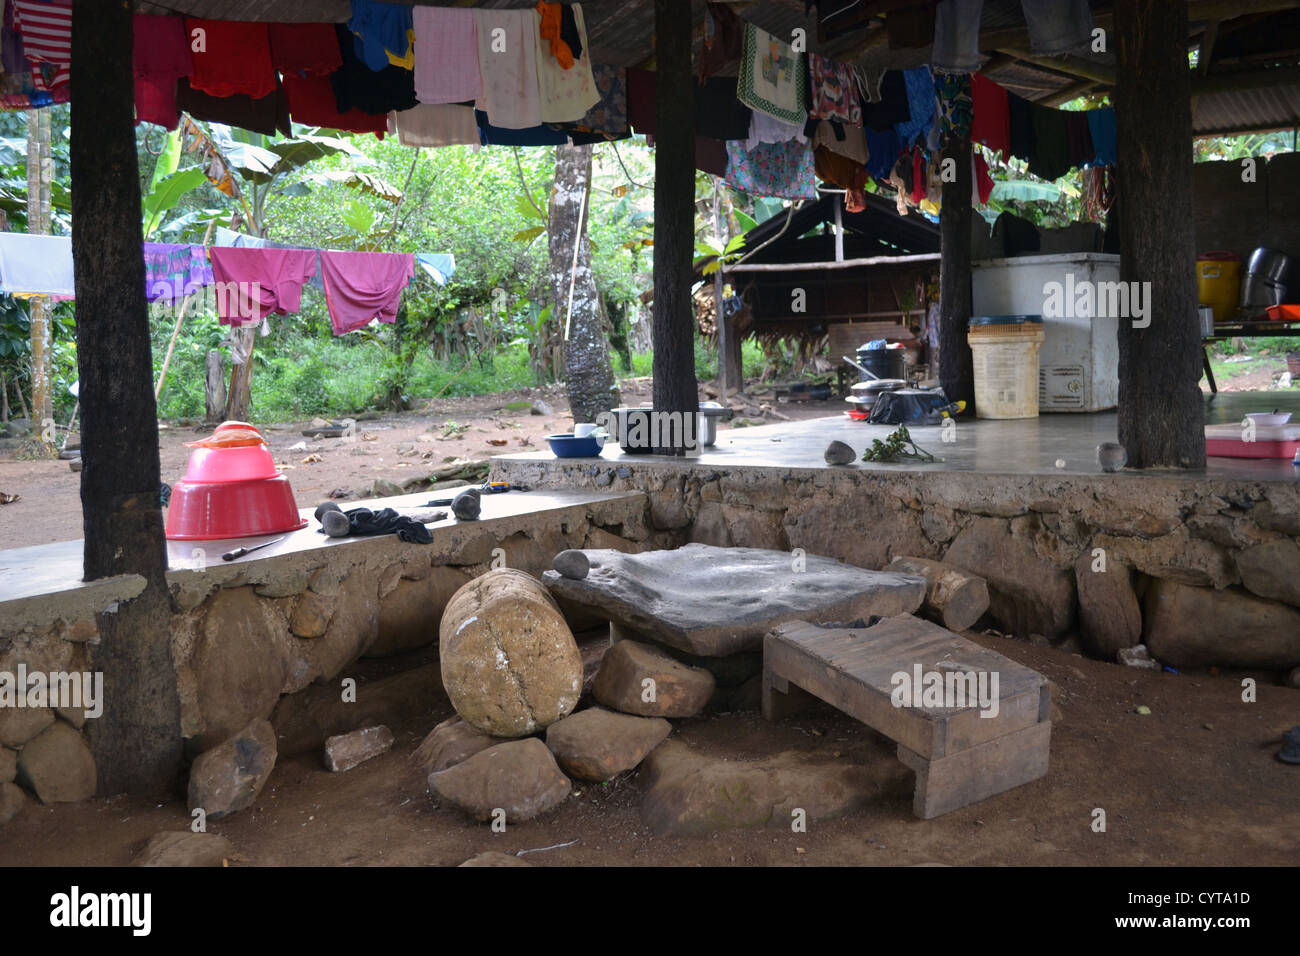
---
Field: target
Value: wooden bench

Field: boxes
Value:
[763,615,1051,819]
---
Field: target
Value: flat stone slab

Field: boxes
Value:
[542,543,926,657]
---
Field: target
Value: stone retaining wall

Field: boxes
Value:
[0,493,647,814]
[493,458,1300,673]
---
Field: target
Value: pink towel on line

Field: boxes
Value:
[319,250,415,335]
[413,7,481,105]
[208,247,318,327]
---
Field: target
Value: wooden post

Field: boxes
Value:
[26,108,53,441]
[652,0,699,453]
[1114,0,1205,468]
[71,0,183,795]
[938,134,975,409]
[205,349,227,422]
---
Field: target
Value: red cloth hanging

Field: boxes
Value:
[970,72,1010,161]
[186,19,277,100]
[911,147,926,204]
[133,15,193,129]
[318,250,415,335]
[974,152,994,204]
[208,247,318,327]
[268,22,344,78]
[282,73,388,137]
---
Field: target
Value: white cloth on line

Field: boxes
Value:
[0,233,75,296]
[473,8,541,130]
[388,104,481,147]
[535,4,599,124]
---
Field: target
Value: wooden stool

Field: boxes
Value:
[763,615,1051,819]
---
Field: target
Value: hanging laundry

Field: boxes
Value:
[931,0,983,74]
[412,7,481,105]
[736,23,806,127]
[348,0,414,72]
[626,68,655,136]
[893,67,935,148]
[973,152,994,204]
[389,104,479,147]
[695,76,752,141]
[12,0,70,92]
[887,3,936,50]
[133,14,193,131]
[2,1,25,76]
[537,1,575,68]
[1007,92,1035,164]
[0,233,73,297]
[536,3,598,124]
[694,137,729,178]
[1086,106,1116,166]
[319,250,415,336]
[268,23,343,78]
[724,139,816,201]
[1065,110,1095,168]
[863,70,910,131]
[698,2,742,81]
[185,20,277,100]
[207,247,318,328]
[474,8,541,130]
[813,146,868,195]
[813,120,869,166]
[143,243,213,303]
[415,253,456,285]
[331,23,417,116]
[807,53,862,126]
[969,72,1009,160]
[934,71,972,141]
[1020,0,1094,57]
[911,147,926,204]
[1027,102,1070,181]
[746,111,806,151]
[177,79,291,138]
[284,73,388,137]
[475,110,568,146]
[556,63,629,141]
[864,126,901,180]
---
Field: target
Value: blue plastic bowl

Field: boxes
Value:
[545,433,604,458]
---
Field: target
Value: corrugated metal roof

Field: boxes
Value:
[1195,84,1300,136]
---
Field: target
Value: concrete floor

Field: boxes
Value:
[499,392,1300,483]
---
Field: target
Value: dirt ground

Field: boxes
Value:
[0,379,838,549]
[1,630,1296,867]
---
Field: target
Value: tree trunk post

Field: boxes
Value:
[652,0,699,453]
[550,143,620,424]
[938,134,975,410]
[224,327,256,422]
[1114,0,1204,468]
[71,0,183,795]
[26,108,53,442]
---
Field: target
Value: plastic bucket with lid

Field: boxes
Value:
[1196,251,1241,323]
[967,315,1045,419]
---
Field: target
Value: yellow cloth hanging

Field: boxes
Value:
[385,28,415,69]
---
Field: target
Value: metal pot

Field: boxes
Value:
[1241,247,1300,309]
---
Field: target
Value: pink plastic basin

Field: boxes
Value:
[182,444,280,483]
[164,475,308,540]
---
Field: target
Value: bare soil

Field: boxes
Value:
[1,632,1296,867]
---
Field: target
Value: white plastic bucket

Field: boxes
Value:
[968,316,1045,419]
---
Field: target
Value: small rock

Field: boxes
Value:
[1288,667,1300,690]
[0,705,55,749]
[824,440,856,466]
[324,725,394,772]
[187,718,277,819]
[615,466,632,479]
[131,831,235,867]
[0,781,28,824]
[552,550,590,580]
[1117,644,1162,671]
[16,721,96,803]
[412,716,500,775]
[0,746,15,783]
[314,500,343,522]
[371,477,405,499]
[459,851,534,867]
[1135,705,1152,716]
[530,400,554,417]
[1202,722,1214,731]
[594,471,613,488]
[1096,441,1127,473]
[545,707,671,781]
[427,738,571,823]
[592,640,716,718]
[321,510,351,538]
[451,488,482,521]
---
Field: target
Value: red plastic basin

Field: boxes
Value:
[183,444,280,483]
[165,475,308,540]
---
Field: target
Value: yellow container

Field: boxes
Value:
[1197,253,1241,323]
[968,316,1045,420]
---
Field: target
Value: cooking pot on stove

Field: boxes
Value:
[1240,247,1300,310]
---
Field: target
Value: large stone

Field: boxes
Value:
[0,746,16,783]
[458,851,534,867]
[944,517,1076,638]
[1073,552,1142,658]
[1093,528,1238,590]
[639,740,910,836]
[290,590,335,638]
[295,572,381,681]
[16,721,96,803]
[369,566,471,657]
[0,705,54,749]
[192,586,288,750]
[412,716,500,775]
[1235,538,1300,607]
[324,725,394,772]
[1144,579,1300,669]
[542,544,926,657]
[545,707,671,781]
[440,569,583,737]
[0,781,27,824]
[131,831,235,867]
[271,662,444,757]
[427,738,571,823]
[188,718,277,820]
[592,640,715,718]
